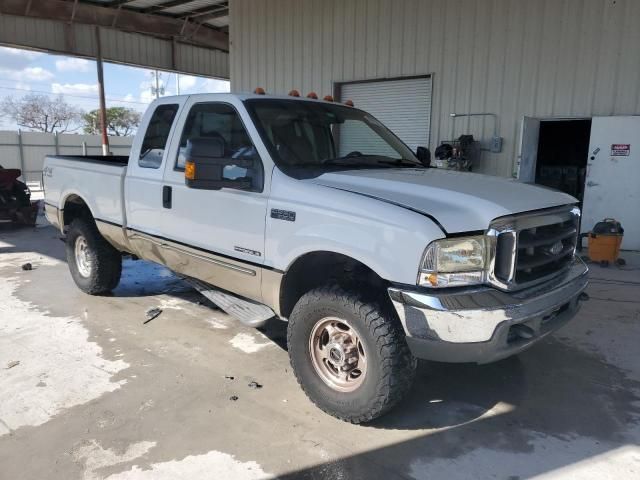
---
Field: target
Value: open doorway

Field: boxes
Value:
[535,119,591,204]
[519,117,591,206]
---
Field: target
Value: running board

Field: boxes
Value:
[184,278,275,328]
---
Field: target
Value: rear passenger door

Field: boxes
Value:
[125,100,181,240]
[160,98,267,302]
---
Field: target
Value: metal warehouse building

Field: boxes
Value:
[230,0,640,249]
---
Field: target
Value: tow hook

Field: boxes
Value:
[510,324,535,340]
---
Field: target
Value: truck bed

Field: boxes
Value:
[47,155,129,166]
[43,154,128,229]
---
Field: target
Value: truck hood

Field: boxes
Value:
[305,168,576,233]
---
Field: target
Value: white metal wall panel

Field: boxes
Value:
[230,0,640,178]
[340,78,431,152]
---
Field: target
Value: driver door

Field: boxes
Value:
[160,98,268,302]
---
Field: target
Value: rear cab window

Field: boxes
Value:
[138,104,179,169]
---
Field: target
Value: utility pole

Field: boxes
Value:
[95,26,109,156]
[176,73,180,95]
[150,71,165,99]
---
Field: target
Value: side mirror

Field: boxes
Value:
[416,146,431,167]
[184,138,252,190]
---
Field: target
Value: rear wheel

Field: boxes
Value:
[287,285,416,423]
[66,218,122,294]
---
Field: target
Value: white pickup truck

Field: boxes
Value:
[44,93,588,423]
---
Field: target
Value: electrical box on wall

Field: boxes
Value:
[491,136,503,153]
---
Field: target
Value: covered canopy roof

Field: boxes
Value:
[87,0,230,36]
[0,0,229,51]
[0,0,230,77]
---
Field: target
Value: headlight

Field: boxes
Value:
[418,235,488,288]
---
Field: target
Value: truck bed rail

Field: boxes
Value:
[45,155,129,166]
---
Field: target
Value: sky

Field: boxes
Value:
[0,45,230,132]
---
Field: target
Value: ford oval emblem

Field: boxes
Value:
[547,241,564,256]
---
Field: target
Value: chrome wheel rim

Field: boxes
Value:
[74,235,92,278]
[309,316,367,392]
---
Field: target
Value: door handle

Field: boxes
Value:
[162,186,172,209]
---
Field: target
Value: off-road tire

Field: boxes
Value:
[66,217,122,294]
[287,285,417,423]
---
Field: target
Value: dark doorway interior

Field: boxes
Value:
[535,120,591,204]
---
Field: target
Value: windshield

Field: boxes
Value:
[244,99,421,171]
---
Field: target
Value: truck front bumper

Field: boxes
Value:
[388,258,589,364]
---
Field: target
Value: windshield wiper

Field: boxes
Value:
[321,155,421,169]
[376,159,423,168]
[321,158,372,166]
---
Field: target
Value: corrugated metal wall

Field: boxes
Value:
[230,0,640,177]
[0,14,229,78]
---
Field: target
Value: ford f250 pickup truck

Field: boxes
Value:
[44,93,588,423]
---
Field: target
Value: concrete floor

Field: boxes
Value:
[1,220,639,480]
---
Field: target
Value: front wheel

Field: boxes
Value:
[65,218,122,294]
[287,286,417,423]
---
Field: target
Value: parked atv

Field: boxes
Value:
[0,166,38,226]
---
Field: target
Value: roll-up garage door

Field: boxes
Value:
[339,77,432,152]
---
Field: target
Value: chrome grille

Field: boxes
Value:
[489,206,580,290]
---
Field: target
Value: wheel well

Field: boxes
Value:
[279,251,389,318]
[62,195,93,228]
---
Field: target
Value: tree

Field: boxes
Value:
[0,94,81,133]
[82,107,141,136]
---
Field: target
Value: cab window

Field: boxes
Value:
[176,102,263,191]
[138,104,179,169]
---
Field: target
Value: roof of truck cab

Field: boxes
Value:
[153,92,347,105]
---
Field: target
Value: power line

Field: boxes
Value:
[0,72,150,99]
[0,84,148,106]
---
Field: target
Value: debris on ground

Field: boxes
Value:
[248,381,263,389]
[229,395,239,401]
[21,263,32,271]
[6,360,20,369]
[224,375,235,380]
[143,307,162,324]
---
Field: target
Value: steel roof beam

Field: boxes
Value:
[183,3,228,20]
[193,8,229,23]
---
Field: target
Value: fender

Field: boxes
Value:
[266,170,445,285]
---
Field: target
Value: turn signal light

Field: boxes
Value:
[254,87,266,95]
[185,161,196,180]
[323,95,334,102]
[288,89,300,97]
[344,99,354,107]
[306,92,318,99]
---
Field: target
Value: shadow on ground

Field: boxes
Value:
[0,223,67,263]
[277,337,640,478]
